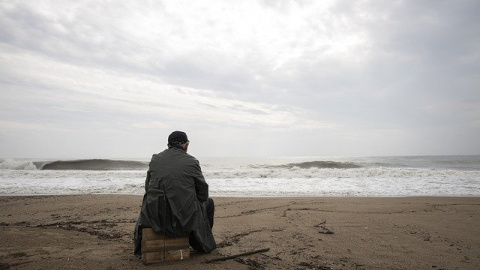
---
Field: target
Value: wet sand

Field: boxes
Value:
[1,195,479,269]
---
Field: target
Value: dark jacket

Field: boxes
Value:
[134,146,216,257]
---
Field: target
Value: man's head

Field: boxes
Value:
[168,131,189,151]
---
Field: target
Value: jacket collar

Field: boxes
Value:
[169,144,186,151]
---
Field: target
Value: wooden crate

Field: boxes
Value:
[141,228,190,265]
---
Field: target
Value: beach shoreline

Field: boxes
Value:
[1,195,479,269]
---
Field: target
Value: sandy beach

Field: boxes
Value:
[0,195,479,270]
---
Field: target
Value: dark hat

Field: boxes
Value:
[168,131,189,144]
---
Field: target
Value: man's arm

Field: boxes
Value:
[144,170,151,193]
[192,162,209,202]
[145,155,155,193]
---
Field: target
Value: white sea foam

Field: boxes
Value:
[0,159,37,170]
[206,167,480,197]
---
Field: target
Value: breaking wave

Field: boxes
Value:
[277,161,362,169]
[40,159,148,170]
[0,159,37,170]
[0,159,361,171]
[0,159,149,170]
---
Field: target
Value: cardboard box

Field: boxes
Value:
[141,228,190,265]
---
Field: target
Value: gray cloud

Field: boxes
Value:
[0,0,479,157]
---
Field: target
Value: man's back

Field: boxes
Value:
[147,147,208,201]
[134,132,216,258]
[143,146,209,235]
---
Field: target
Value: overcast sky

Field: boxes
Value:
[1,0,479,159]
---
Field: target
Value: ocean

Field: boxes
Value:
[1,156,479,197]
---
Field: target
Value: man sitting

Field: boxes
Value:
[134,131,216,258]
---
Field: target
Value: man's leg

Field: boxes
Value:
[189,198,216,252]
[205,198,214,228]
[133,216,143,258]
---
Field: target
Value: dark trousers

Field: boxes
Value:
[135,198,215,257]
[205,197,215,228]
[189,197,215,252]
